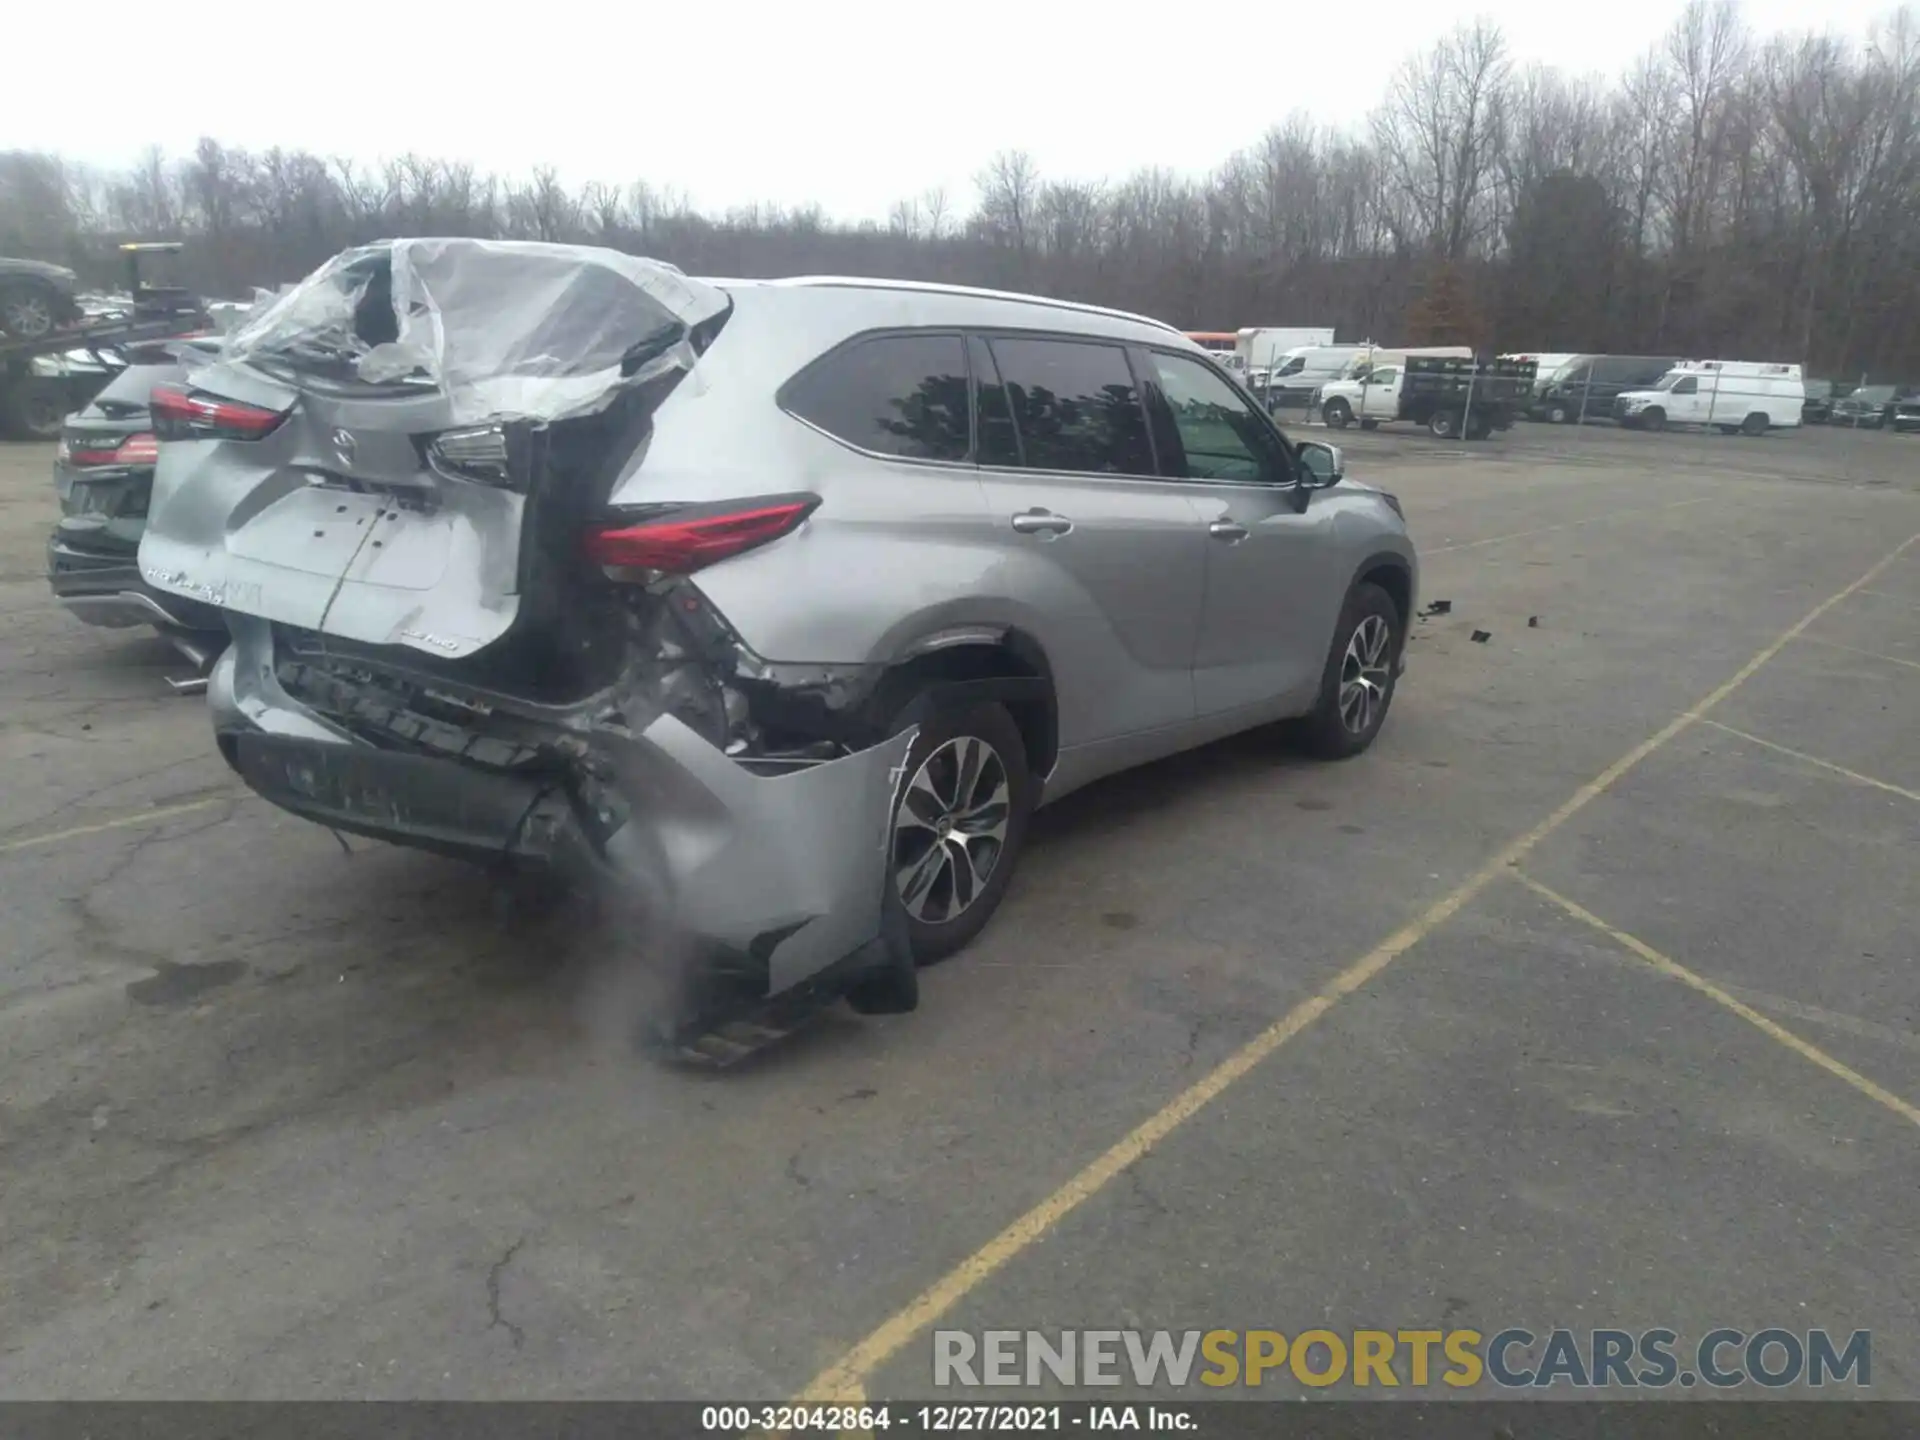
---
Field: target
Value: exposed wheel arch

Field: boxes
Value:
[871,629,1059,783]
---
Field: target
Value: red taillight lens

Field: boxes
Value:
[582,495,820,575]
[115,433,160,466]
[150,385,288,442]
[65,443,123,467]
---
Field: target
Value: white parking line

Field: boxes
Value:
[1700,718,1920,805]
[1793,634,1920,673]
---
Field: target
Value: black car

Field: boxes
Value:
[1829,385,1907,428]
[1532,355,1683,424]
[1801,380,1839,425]
[48,336,229,680]
[0,257,84,340]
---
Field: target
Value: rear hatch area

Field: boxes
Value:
[140,239,731,696]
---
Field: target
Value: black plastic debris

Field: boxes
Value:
[1528,615,1540,628]
[1471,630,1492,643]
[1421,599,1453,617]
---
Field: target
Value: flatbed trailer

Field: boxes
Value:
[0,315,212,439]
[1396,356,1537,438]
[1,242,212,440]
[1318,355,1537,439]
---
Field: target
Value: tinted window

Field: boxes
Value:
[987,337,1155,476]
[784,333,971,462]
[1146,351,1288,484]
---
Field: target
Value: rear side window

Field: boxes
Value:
[783,332,971,462]
[986,337,1155,476]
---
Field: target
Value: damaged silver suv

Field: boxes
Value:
[140,240,1416,1056]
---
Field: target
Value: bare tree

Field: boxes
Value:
[975,149,1039,258]
[1372,20,1511,260]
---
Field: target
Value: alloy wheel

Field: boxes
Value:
[2,293,54,339]
[1338,614,1393,736]
[892,735,1012,924]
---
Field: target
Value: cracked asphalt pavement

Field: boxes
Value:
[1,422,1916,1400]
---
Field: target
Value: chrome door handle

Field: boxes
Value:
[1208,519,1249,541]
[1011,509,1074,536]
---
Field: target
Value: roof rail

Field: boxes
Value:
[758,275,1183,336]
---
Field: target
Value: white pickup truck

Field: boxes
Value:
[1317,353,1535,440]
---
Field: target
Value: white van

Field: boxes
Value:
[1262,344,1378,406]
[1614,361,1805,434]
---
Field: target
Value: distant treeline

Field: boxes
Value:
[3,0,1916,380]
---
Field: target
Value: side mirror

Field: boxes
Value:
[1297,441,1344,487]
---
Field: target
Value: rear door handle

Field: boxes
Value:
[1011,508,1074,536]
[1208,519,1249,542]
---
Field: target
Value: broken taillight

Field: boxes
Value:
[61,431,159,468]
[115,433,161,467]
[582,494,820,575]
[425,424,513,487]
[150,385,288,442]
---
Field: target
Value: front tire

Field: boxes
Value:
[1294,583,1401,760]
[1640,407,1667,432]
[1547,402,1571,424]
[1322,398,1353,429]
[888,700,1033,964]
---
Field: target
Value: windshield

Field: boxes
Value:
[1654,372,1688,391]
[1850,386,1895,404]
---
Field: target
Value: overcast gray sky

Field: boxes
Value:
[3,0,1899,220]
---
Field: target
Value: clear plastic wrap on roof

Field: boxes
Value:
[221,238,730,425]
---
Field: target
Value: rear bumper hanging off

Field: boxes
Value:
[209,620,919,1049]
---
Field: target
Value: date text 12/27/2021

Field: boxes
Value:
[701,1404,1198,1431]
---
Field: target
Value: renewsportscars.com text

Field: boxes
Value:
[932,1328,1871,1390]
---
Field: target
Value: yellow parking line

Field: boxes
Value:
[0,796,235,855]
[1424,496,1714,553]
[1794,634,1920,674]
[1700,718,1920,804]
[794,527,1920,1405]
[1513,872,1920,1131]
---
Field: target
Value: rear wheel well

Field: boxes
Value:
[874,634,1058,781]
